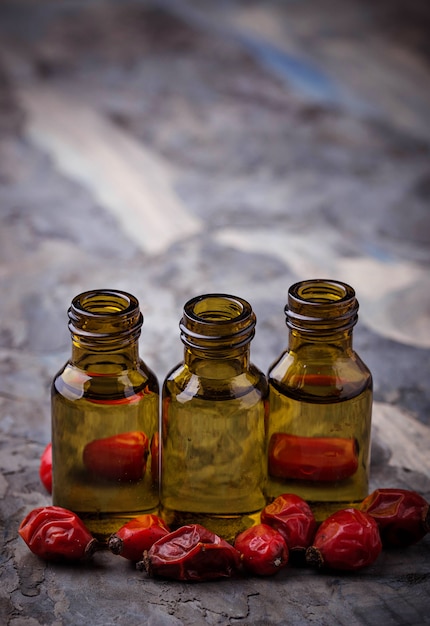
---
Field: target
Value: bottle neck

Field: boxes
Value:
[285,279,358,352]
[288,327,354,353]
[68,289,143,372]
[180,293,255,375]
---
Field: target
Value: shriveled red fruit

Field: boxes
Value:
[39,443,52,494]
[108,514,170,561]
[234,523,289,576]
[360,488,430,547]
[306,508,382,572]
[83,431,149,481]
[261,493,317,553]
[142,524,241,581]
[19,506,98,561]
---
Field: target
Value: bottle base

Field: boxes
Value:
[77,507,160,543]
[265,480,369,523]
[160,507,261,544]
[307,500,365,523]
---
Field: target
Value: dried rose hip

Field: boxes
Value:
[268,433,358,482]
[108,514,170,561]
[234,523,289,576]
[142,524,241,581]
[360,488,430,547]
[18,506,98,561]
[83,431,149,482]
[39,442,52,494]
[261,493,317,553]
[306,508,382,572]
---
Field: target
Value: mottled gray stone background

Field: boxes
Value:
[1,1,429,624]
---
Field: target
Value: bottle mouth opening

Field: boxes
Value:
[73,290,138,317]
[68,289,143,345]
[285,279,358,334]
[180,293,256,351]
[186,294,251,325]
[290,279,355,305]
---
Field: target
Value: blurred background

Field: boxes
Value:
[0,0,429,446]
[1,3,430,622]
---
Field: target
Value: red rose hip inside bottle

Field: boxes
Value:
[51,290,159,541]
[266,279,373,521]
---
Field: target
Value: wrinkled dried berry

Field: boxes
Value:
[360,488,430,547]
[261,493,316,553]
[39,443,52,494]
[19,506,98,561]
[306,508,382,572]
[142,524,241,581]
[234,523,289,576]
[108,514,170,561]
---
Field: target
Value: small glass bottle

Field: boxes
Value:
[51,289,159,541]
[161,293,268,542]
[266,279,372,521]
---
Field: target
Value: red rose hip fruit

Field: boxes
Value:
[306,508,382,571]
[234,523,289,576]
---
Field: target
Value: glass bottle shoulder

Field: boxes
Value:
[163,361,267,403]
[52,359,159,403]
[268,345,372,402]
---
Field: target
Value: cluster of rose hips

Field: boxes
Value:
[19,442,429,581]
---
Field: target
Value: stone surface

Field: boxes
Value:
[0,1,429,624]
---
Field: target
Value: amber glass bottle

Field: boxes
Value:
[266,279,372,521]
[161,294,268,542]
[51,290,159,541]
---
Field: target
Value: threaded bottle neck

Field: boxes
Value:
[180,294,256,358]
[68,289,143,351]
[285,279,358,337]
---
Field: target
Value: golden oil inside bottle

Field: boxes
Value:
[266,377,372,521]
[52,367,159,540]
[160,294,267,544]
[161,378,267,543]
[266,280,373,522]
[51,290,159,542]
